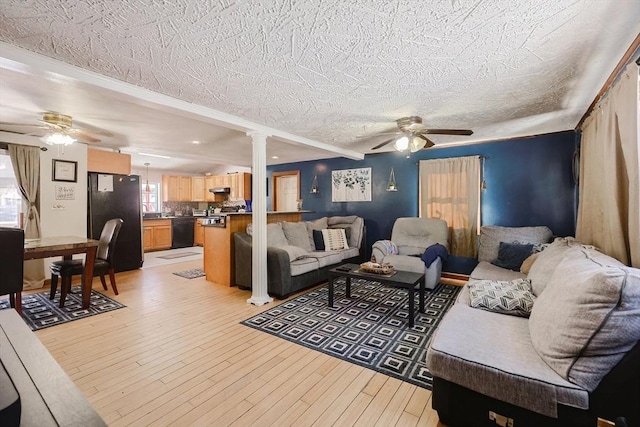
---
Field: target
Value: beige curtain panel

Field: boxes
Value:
[419,156,481,257]
[576,62,639,268]
[8,143,45,289]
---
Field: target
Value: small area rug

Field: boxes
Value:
[157,251,200,260]
[173,268,206,279]
[241,278,460,389]
[0,286,125,331]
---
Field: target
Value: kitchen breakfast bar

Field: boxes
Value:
[202,211,309,287]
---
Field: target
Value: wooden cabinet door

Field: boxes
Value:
[205,176,216,201]
[162,175,179,202]
[228,173,240,199]
[194,220,205,246]
[179,176,192,201]
[143,227,153,250]
[153,224,172,249]
[192,177,205,201]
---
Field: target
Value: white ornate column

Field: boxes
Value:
[246,131,273,306]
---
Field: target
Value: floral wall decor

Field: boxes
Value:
[331,167,372,202]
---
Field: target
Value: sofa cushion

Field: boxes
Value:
[527,237,578,296]
[470,261,526,282]
[266,223,289,248]
[427,303,589,418]
[305,217,328,250]
[520,252,539,275]
[468,278,536,317]
[492,242,534,271]
[306,250,344,268]
[290,257,319,276]
[282,221,313,252]
[478,225,552,263]
[280,245,309,261]
[313,228,351,251]
[529,247,640,392]
[382,254,424,274]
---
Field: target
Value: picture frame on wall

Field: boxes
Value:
[52,159,78,182]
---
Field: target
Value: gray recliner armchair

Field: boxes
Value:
[371,217,449,289]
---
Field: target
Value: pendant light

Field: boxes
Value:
[144,163,151,193]
[386,167,398,191]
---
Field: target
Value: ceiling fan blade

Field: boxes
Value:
[68,129,101,143]
[417,134,436,148]
[424,129,473,136]
[371,138,395,150]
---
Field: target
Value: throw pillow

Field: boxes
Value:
[305,217,328,250]
[492,242,534,271]
[468,278,536,317]
[321,228,349,251]
[529,248,640,391]
[312,229,325,251]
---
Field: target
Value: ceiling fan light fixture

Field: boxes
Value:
[409,136,426,152]
[41,132,76,146]
[393,136,409,151]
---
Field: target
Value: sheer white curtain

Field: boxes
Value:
[8,143,45,289]
[576,62,639,268]
[419,156,481,257]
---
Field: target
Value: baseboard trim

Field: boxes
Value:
[441,272,469,287]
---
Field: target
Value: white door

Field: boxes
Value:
[275,175,298,211]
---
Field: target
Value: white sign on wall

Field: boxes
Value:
[331,167,372,202]
[55,185,75,200]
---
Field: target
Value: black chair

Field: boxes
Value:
[0,227,25,315]
[49,218,123,307]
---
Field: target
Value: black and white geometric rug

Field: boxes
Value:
[173,268,206,279]
[0,286,125,331]
[241,278,461,389]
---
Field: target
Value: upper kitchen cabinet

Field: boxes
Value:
[192,176,206,201]
[229,172,251,200]
[162,175,193,202]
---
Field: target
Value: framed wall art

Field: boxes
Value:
[331,167,371,202]
[52,159,77,182]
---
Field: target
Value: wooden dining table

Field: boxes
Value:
[23,236,100,309]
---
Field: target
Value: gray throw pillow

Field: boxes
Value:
[305,217,328,250]
[282,221,313,251]
[529,248,640,391]
[468,278,536,317]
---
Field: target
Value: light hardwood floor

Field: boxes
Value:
[32,260,445,426]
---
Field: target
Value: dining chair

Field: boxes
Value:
[49,218,123,307]
[0,227,25,315]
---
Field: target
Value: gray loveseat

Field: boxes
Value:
[234,216,365,299]
[426,226,640,426]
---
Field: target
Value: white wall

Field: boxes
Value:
[0,131,87,238]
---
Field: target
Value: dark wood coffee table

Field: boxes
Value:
[328,263,426,327]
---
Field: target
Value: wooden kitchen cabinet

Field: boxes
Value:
[192,176,205,201]
[162,175,193,201]
[229,172,251,200]
[194,219,205,246]
[205,176,216,201]
[143,219,172,251]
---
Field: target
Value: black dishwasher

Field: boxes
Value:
[171,217,195,248]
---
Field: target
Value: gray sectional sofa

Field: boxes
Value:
[426,226,640,426]
[234,216,365,299]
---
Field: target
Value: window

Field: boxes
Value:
[141,182,160,213]
[0,152,23,227]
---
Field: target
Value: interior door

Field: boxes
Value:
[273,171,300,212]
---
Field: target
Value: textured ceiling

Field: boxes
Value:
[0,0,638,172]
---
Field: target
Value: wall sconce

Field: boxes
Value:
[386,167,398,192]
[310,175,319,194]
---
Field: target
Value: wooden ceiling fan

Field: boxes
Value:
[370,116,473,152]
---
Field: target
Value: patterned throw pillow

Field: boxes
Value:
[468,278,536,317]
[320,228,349,251]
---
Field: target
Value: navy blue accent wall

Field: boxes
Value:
[267,131,578,273]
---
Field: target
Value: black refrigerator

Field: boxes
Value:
[88,172,143,272]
